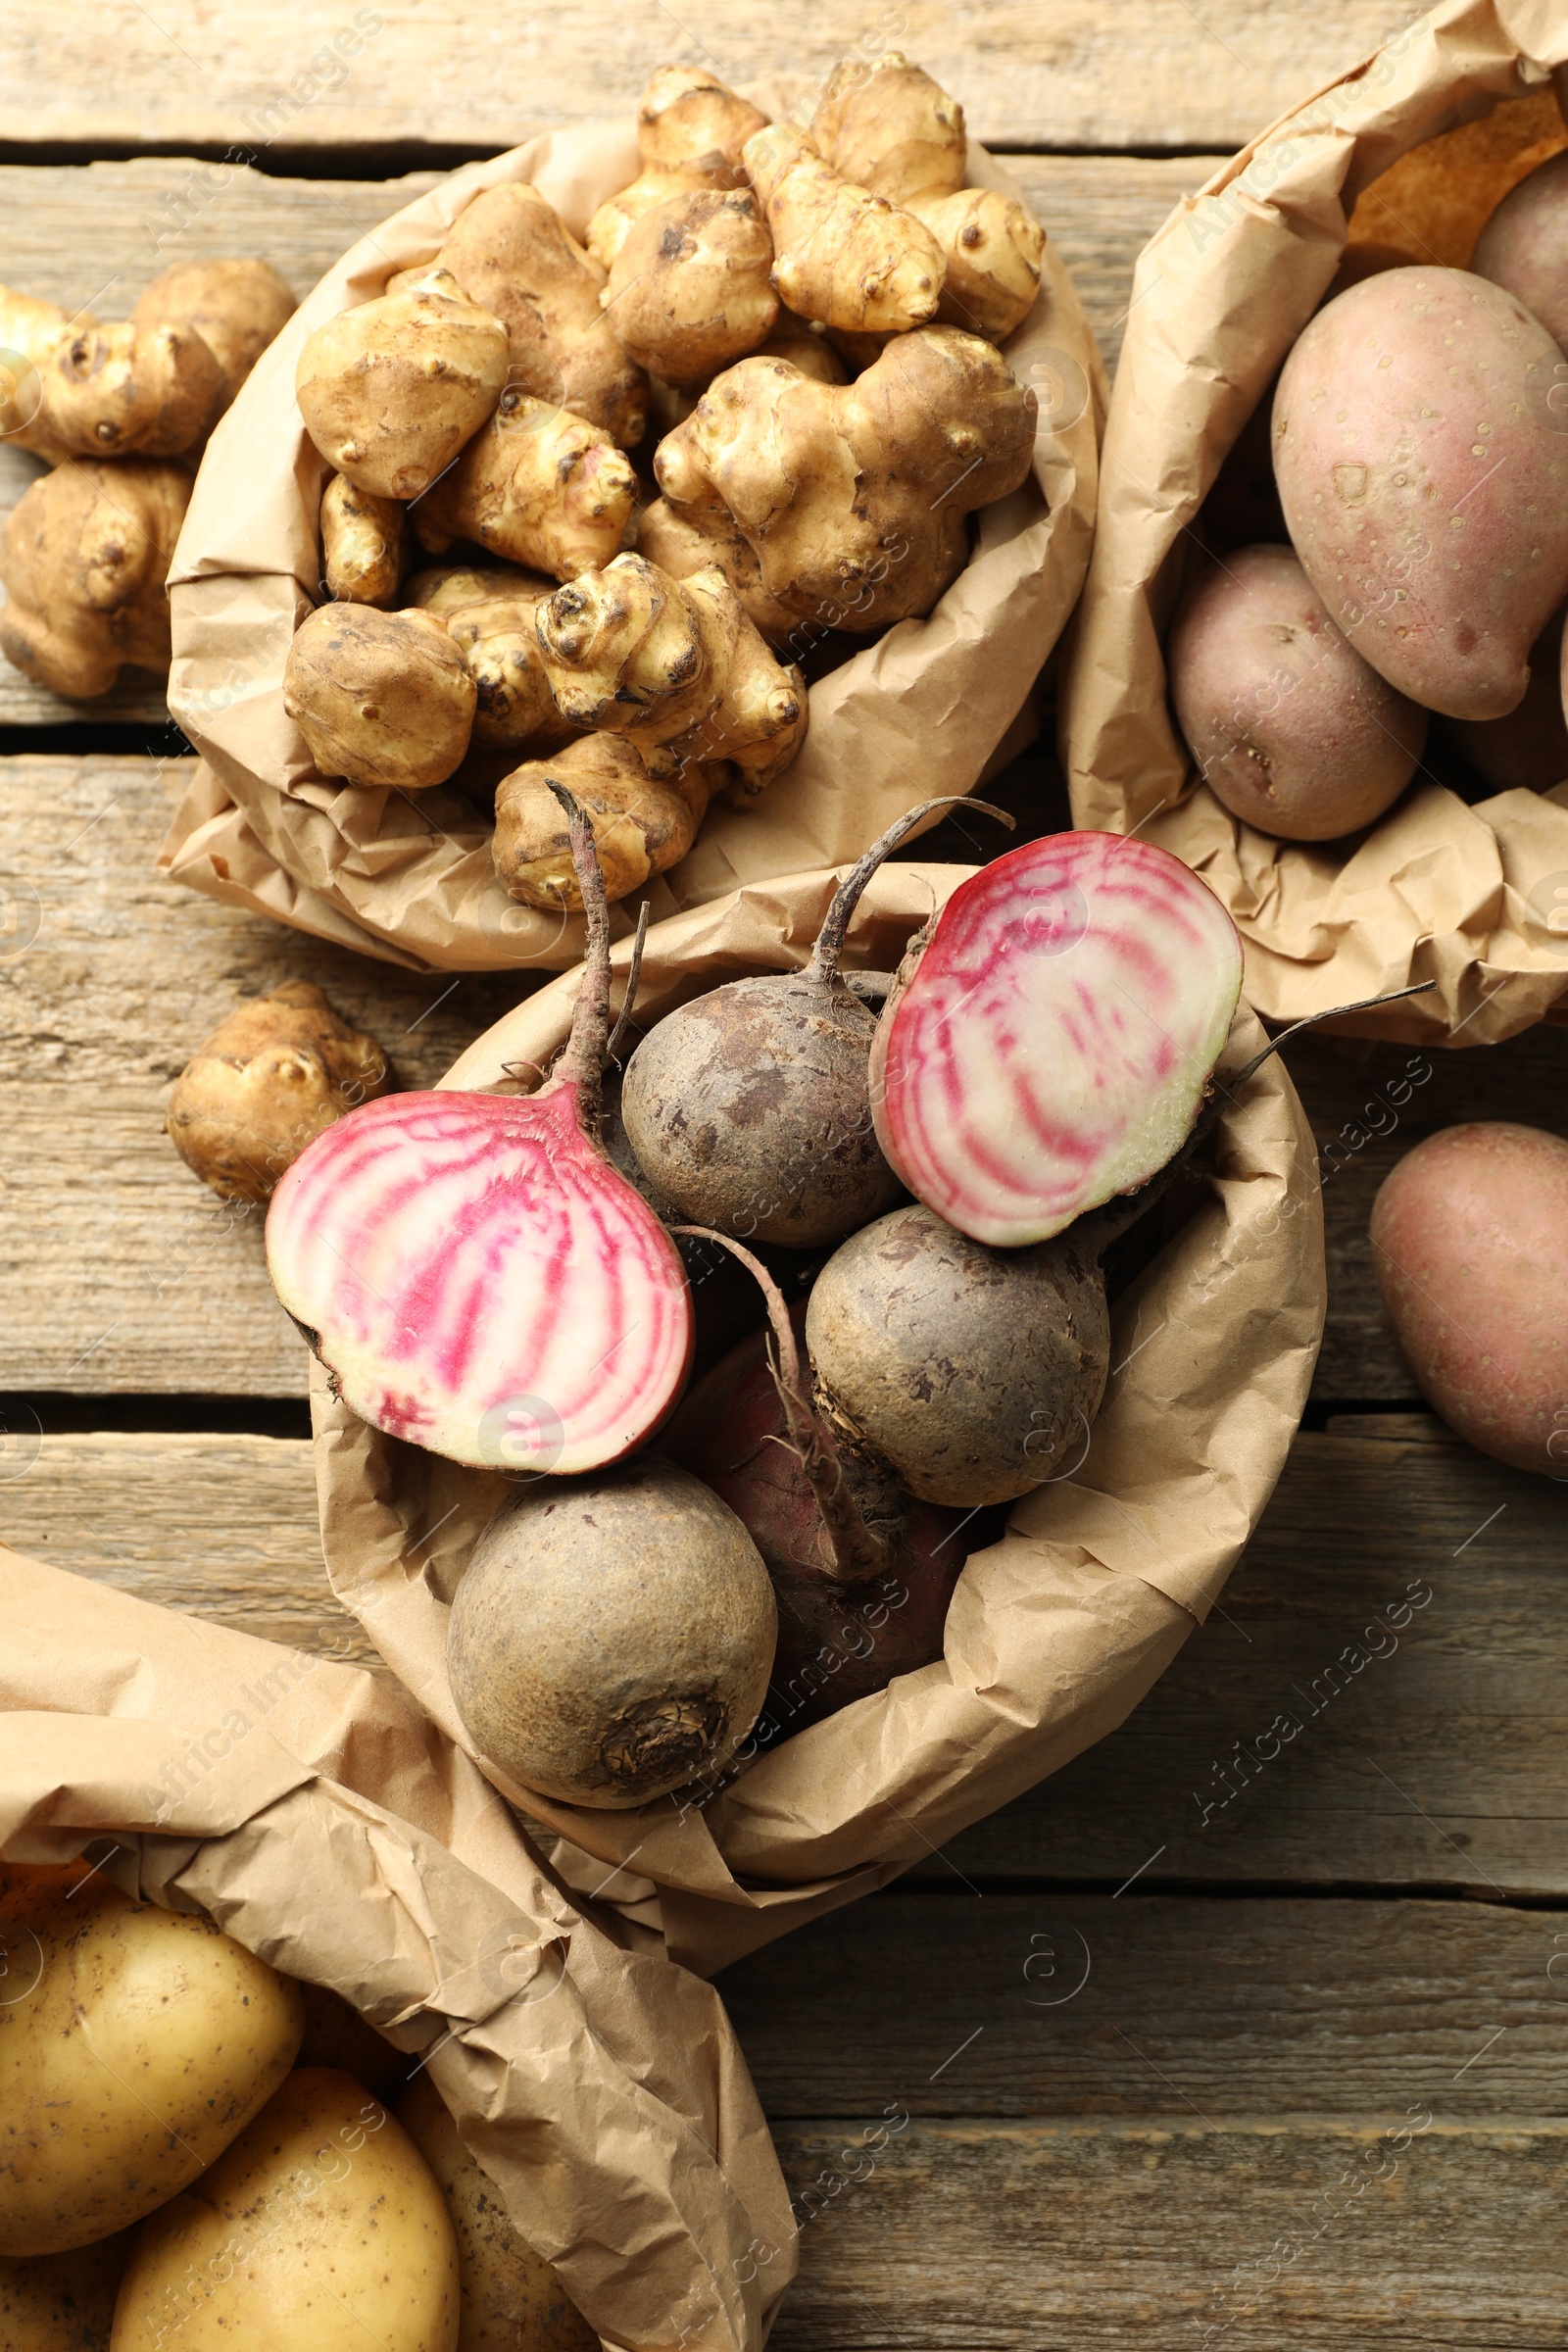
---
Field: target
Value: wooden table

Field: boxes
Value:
[4,5,1566,2341]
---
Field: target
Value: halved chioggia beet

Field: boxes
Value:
[662,1231,995,1730]
[619,798,1011,1249]
[821,975,1438,1506]
[265,789,691,1470]
[869,830,1246,1248]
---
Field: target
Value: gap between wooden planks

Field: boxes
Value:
[0,2,1412,156]
[6,1418,1564,1901]
[0,150,1199,725]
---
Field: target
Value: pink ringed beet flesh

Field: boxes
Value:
[265,785,694,1471]
[870,832,1245,1248]
[266,1087,692,1468]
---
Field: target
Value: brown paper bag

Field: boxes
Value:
[0,1546,794,2350]
[1063,0,1568,1046]
[160,79,1103,976]
[308,861,1325,1977]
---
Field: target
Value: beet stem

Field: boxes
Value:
[606,898,651,1068]
[548,782,613,1107]
[807,796,1015,987]
[1222,977,1439,1100]
[671,1224,893,1586]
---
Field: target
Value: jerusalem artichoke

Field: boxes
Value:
[493,732,715,908]
[0,459,191,698]
[810,56,1045,340]
[320,472,407,606]
[586,65,769,268]
[535,552,807,794]
[411,394,637,579]
[655,326,1036,631]
[433,183,648,447]
[282,604,476,789]
[603,188,778,386]
[168,980,391,1204]
[295,267,509,500]
[129,258,297,406]
[741,122,945,334]
[0,285,223,460]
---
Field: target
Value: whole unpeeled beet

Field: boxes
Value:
[1273,267,1568,720]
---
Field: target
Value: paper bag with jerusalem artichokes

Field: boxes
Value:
[309,861,1325,1978]
[0,1543,795,2350]
[1065,0,1568,1048]
[161,78,1101,974]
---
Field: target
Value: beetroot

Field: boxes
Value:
[619,798,1007,1248]
[266,791,692,1470]
[808,1201,1110,1506]
[662,1238,987,1727]
[447,1455,776,1807]
[869,831,1245,1248]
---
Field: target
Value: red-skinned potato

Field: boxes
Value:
[1168,542,1427,839]
[1273,266,1568,720]
[1472,149,1568,351]
[1446,600,1568,791]
[1371,1121,1568,1476]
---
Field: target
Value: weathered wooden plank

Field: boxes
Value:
[0,754,533,1393]
[0,3,1411,158]
[763,2118,1568,2349]
[724,1892,1568,2122]
[0,1430,378,1664]
[1285,1028,1568,1402]
[16,1423,1567,1891]
[933,1421,1568,1898]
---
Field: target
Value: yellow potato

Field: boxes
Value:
[0,2230,134,2349]
[0,1862,303,2256]
[398,2075,596,2352]
[111,2068,461,2351]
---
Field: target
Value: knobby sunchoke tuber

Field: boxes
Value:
[129,258,298,404]
[493,732,716,908]
[635,496,803,647]
[295,267,509,500]
[411,394,638,578]
[408,561,572,749]
[0,459,191,698]
[0,285,222,462]
[586,65,769,268]
[168,979,392,1203]
[603,187,778,386]
[432,182,648,447]
[282,604,476,789]
[810,54,1045,341]
[655,326,1036,630]
[320,471,407,606]
[741,122,946,334]
[0,259,294,464]
[536,551,806,795]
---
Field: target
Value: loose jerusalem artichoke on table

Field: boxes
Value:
[269,51,1049,911]
[0,257,297,700]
